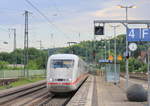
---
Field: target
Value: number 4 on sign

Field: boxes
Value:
[129,29,135,38]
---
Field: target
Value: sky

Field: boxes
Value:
[0,0,150,52]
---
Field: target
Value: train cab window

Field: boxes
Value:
[51,59,74,68]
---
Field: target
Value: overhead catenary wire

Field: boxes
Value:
[25,0,71,40]
[51,0,61,16]
[25,0,55,27]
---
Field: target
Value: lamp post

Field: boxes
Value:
[117,5,136,89]
[107,36,112,56]
[9,28,17,51]
[111,25,120,83]
[37,40,42,50]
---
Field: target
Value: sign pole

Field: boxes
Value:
[148,48,150,106]
[125,7,129,89]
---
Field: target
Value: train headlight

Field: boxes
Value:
[49,78,52,81]
[69,78,72,81]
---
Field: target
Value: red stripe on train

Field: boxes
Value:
[47,74,88,85]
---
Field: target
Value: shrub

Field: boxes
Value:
[0,61,9,70]
[28,60,39,70]
[129,58,144,72]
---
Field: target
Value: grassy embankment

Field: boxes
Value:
[0,76,45,90]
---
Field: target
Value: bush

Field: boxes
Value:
[28,60,39,70]
[0,61,9,70]
[120,60,125,72]
[129,58,145,72]
[139,64,147,72]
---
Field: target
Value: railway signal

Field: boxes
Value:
[94,26,104,35]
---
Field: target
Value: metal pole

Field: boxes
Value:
[39,40,42,50]
[114,27,117,83]
[37,40,42,50]
[125,7,129,89]
[13,28,17,67]
[26,11,29,78]
[50,34,53,48]
[23,11,27,77]
[148,24,150,106]
[94,33,96,62]
[24,10,30,78]
[9,28,17,67]
[148,48,150,106]
[108,40,110,56]
[105,40,107,60]
[79,33,80,43]
[13,29,16,51]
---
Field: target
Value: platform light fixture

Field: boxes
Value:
[117,4,136,89]
[117,5,136,9]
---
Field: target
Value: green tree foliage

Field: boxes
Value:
[0,48,47,69]
[28,60,39,70]
[56,34,147,72]
[0,61,9,70]
[0,34,148,72]
[129,58,147,72]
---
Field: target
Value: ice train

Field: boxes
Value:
[47,54,89,93]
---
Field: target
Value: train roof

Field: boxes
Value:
[49,54,79,60]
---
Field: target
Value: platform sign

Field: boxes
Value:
[108,56,113,61]
[129,43,137,51]
[117,56,123,61]
[99,59,112,63]
[127,28,150,42]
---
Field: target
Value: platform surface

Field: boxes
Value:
[67,75,148,106]
[96,76,147,106]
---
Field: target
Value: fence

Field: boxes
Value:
[0,70,46,79]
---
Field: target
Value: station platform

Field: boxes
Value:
[67,75,147,106]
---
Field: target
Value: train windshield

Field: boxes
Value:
[51,59,74,68]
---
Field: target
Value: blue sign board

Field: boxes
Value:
[99,59,112,63]
[127,28,150,42]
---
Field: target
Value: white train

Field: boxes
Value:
[47,54,89,93]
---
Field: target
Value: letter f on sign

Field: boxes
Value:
[142,29,149,39]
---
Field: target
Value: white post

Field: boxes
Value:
[125,7,129,89]
[148,46,150,106]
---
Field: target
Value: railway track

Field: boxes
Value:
[0,75,89,106]
[0,80,77,106]
[37,94,73,106]
[0,73,147,106]
[0,80,47,106]
[38,78,88,106]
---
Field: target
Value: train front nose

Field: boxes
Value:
[47,69,74,92]
[47,59,75,92]
[48,78,75,92]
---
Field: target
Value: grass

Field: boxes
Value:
[0,76,45,90]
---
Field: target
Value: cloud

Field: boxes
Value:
[91,7,123,19]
